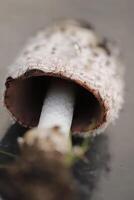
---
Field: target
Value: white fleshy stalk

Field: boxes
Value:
[20,80,75,154]
[38,80,75,137]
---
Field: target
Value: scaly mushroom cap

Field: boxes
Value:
[4,20,124,136]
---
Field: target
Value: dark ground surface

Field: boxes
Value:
[0,0,134,200]
[0,123,111,200]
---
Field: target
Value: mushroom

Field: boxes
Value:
[1,19,124,200]
[4,19,124,139]
[3,19,125,163]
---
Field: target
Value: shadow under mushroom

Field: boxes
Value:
[72,134,111,200]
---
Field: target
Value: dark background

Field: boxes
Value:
[0,0,133,199]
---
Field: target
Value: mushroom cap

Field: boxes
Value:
[4,20,124,136]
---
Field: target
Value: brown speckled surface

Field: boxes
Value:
[0,0,133,199]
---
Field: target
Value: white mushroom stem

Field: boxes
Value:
[38,79,75,137]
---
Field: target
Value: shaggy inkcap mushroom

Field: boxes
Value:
[2,19,124,200]
[4,19,124,136]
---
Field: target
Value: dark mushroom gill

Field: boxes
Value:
[5,70,105,133]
